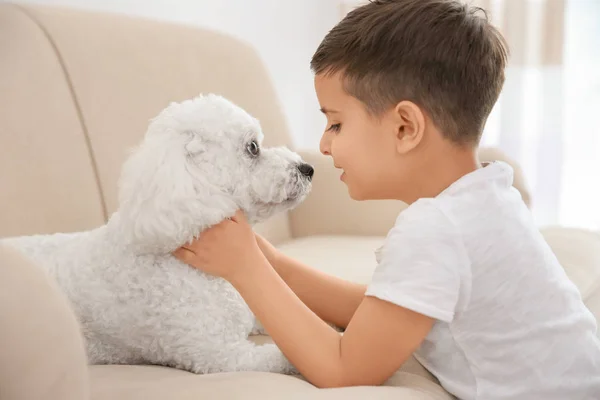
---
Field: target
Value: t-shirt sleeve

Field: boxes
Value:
[365,200,468,323]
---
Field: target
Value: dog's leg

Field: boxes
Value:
[179,339,298,375]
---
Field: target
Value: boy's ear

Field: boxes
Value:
[393,100,425,154]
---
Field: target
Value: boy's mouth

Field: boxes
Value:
[333,163,345,181]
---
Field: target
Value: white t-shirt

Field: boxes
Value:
[365,161,600,400]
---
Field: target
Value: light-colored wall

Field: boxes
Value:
[18,0,342,149]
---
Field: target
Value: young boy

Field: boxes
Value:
[174,0,600,398]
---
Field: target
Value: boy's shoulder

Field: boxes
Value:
[384,197,462,256]
[388,160,523,239]
[437,161,515,202]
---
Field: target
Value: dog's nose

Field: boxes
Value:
[298,163,314,180]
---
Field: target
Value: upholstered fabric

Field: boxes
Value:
[0,4,105,237]
[541,226,600,325]
[278,235,384,283]
[0,245,90,400]
[89,360,453,400]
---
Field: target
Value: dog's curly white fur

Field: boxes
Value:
[1,94,313,374]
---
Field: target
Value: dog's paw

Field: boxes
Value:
[250,318,267,336]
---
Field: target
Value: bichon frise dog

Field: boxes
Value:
[1,94,314,374]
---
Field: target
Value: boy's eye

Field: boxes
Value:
[327,123,341,133]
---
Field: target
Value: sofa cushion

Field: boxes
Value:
[276,235,385,284]
[89,362,452,400]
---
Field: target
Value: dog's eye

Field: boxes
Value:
[247,140,260,157]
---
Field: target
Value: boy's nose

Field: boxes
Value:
[319,132,331,156]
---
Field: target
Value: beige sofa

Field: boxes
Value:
[1,3,599,399]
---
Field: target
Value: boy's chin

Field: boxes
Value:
[347,184,398,202]
[346,176,394,201]
[346,185,369,201]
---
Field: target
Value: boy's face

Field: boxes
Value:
[314,72,402,201]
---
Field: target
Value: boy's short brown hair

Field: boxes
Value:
[310,0,508,145]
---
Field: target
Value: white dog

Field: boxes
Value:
[1,94,314,374]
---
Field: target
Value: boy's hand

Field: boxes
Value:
[173,210,267,282]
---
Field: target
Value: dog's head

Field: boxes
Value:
[116,94,313,253]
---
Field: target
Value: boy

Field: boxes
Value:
[174,0,600,398]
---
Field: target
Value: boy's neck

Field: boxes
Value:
[401,140,480,204]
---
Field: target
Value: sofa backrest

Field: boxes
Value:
[0,3,294,242]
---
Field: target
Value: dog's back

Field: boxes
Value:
[1,229,113,329]
[0,228,261,369]
[1,231,94,280]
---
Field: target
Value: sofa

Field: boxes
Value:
[1,3,599,399]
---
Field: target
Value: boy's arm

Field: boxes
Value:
[229,253,434,388]
[174,212,439,388]
[256,234,366,329]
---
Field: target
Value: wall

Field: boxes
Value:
[17,0,342,149]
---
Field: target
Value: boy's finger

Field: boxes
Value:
[231,209,247,223]
[172,247,195,263]
[179,239,199,252]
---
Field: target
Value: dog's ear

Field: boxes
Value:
[116,139,199,253]
[184,130,205,156]
[116,138,237,255]
[185,138,205,156]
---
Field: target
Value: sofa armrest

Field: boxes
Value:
[289,147,532,238]
[0,245,89,400]
[540,226,600,326]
